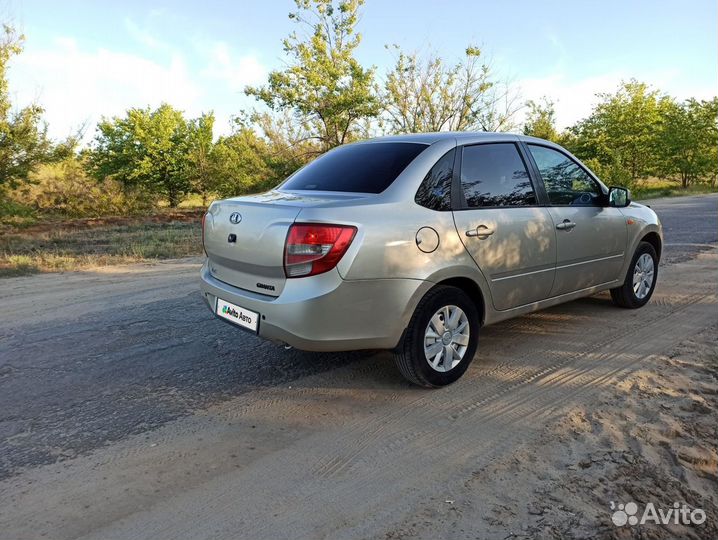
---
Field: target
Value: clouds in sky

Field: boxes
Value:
[512,27,717,131]
[517,72,631,130]
[517,69,718,131]
[6,14,715,143]
[7,20,267,142]
[11,37,200,138]
[201,42,266,93]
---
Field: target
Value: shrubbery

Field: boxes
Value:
[3,159,157,224]
[0,2,716,226]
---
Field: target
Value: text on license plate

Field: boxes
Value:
[215,298,259,332]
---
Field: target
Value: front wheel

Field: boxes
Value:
[393,285,480,387]
[610,241,658,309]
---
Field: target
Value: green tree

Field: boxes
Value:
[523,98,559,142]
[658,98,718,188]
[246,110,317,171]
[0,24,49,188]
[382,45,520,133]
[565,80,671,183]
[697,98,718,187]
[210,127,276,197]
[89,104,193,206]
[186,112,215,206]
[209,113,313,198]
[245,0,380,151]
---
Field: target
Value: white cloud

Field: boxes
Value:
[6,21,269,143]
[517,69,718,131]
[15,25,711,144]
[200,41,267,92]
[124,18,173,52]
[9,36,201,141]
[516,72,627,130]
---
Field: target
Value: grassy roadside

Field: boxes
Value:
[1,187,715,278]
[0,210,203,278]
[631,182,716,200]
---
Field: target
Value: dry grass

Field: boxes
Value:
[0,213,203,277]
[1,182,714,278]
[632,179,716,199]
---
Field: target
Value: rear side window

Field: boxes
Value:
[280,142,428,194]
[460,143,536,208]
[415,149,455,211]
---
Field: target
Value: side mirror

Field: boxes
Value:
[608,186,631,208]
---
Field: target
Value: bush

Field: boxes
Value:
[0,196,36,227]
[9,158,158,218]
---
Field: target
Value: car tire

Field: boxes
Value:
[610,241,659,309]
[393,285,480,388]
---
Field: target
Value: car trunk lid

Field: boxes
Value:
[203,191,366,297]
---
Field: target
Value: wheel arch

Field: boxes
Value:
[433,276,486,326]
[640,231,662,262]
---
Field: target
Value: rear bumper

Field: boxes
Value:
[199,260,431,352]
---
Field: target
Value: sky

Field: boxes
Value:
[4,0,717,142]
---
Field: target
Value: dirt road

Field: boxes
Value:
[1,194,716,539]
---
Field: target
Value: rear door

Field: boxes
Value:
[525,144,627,296]
[452,142,556,311]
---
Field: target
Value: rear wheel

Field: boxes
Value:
[393,285,480,387]
[610,241,658,308]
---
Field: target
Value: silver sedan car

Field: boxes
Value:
[200,133,662,387]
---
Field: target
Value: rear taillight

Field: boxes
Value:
[284,223,357,278]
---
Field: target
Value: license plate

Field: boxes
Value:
[215,298,259,332]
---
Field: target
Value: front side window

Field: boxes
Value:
[280,142,428,194]
[415,149,455,211]
[460,143,536,208]
[527,144,601,206]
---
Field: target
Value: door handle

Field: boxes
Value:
[466,225,495,238]
[556,219,576,231]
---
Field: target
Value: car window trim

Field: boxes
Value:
[451,141,543,211]
[516,141,549,205]
[523,142,607,207]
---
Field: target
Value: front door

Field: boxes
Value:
[452,143,556,311]
[526,144,627,296]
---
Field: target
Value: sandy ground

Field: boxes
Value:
[0,195,716,539]
[385,321,718,540]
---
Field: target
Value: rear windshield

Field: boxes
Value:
[280,142,428,193]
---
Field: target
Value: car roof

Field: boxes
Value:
[362,132,556,146]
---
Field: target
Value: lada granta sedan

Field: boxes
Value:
[200,133,661,387]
